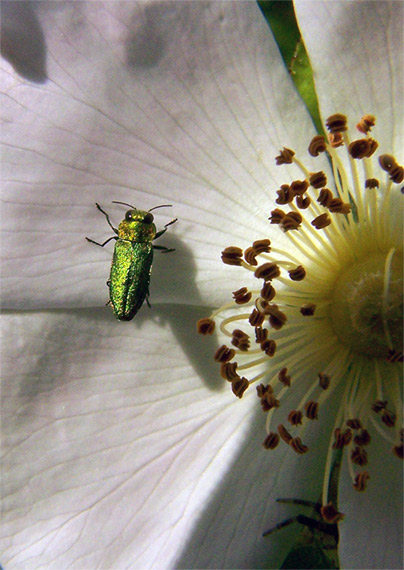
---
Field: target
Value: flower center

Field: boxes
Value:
[330,249,403,358]
[197,113,403,517]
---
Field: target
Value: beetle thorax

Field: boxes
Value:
[118,219,156,242]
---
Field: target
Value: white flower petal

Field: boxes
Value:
[295,0,403,156]
[3,3,401,569]
[0,308,250,568]
[1,0,315,311]
[293,8,404,565]
[338,443,403,570]
[4,308,349,569]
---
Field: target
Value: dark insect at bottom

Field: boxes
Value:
[263,498,342,570]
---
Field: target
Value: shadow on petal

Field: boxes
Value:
[1,1,47,83]
[174,407,323,570]
[125,1,167,70]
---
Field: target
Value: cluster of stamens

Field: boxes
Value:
[197,114,403,508]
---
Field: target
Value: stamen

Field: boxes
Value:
[232,287,252,304]
[260,339,277,357]
[278,367,291,386]
[365,178,379,189]
[291,180,309,195]
[288,265,306,281]
[318,373,331,390]
[326,113,348,133]
[393,444,403,459]
[321,502,344,524]
[295,195,311,209]
[255,327,268,343]
[253,239,272,254]
[353,429,371,446]
[276,184,295,204]
[300,303,316,316]
[304,400,319,420]
[348,138,378,159]
[288,410,303,425]
[327,198,350,214]
[198,112,403,506]
[390,165,404,184]
[309,171,327,188]
[387,349,404,363]
[346,418,362,430]
[381,409,396,427]
[276,147,295,165]
[232,376,249,398]
[317,188,334,207]
[220,362,238,381]
[371,400,387,413]
[393,431,404,459]
[308,135,327,156]
[243,247,258,265]
[261,282,276,301]
[254,263,281,281]
[257,384,280,411]
[353,471,370,491]
[256,383,273,397]
[351,446,368,466]
[378,154,397,172]
[269,208,286,224]
[356,114,376,134]
[249,309,265,327]
[290,437,309,454]
[197,317,215,335]
[333,428,352,449]
[278,424,292,444]
[231,329,250,351]
[221,246,243,266]
[266,304,287,329]
[214,345,235,363]
[263,432,280,450]
[328,132,344,148]
[280,212,303,232]
[378,155,403,182]
[311,213,331,229]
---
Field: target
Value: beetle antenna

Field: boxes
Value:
[111,201,172,212]
[148,204,172,212]
[112,201,136,209]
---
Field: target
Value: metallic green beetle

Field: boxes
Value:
[86,201,177,321]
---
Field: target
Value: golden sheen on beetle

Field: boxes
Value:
[86,201,177,321]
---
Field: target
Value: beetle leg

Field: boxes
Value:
[276,498,322,515]
[154,218,178,240]
[164,217,178,228]
[146,291,151,308]
[263,514,338,539]
[95,203,119,234]
[86,236,117,247]
[153,244,175,253]
[263,515,303,537]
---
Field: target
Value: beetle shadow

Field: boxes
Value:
[130,233,223,393]
[12,232,223,406]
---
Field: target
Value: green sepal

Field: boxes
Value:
[281,543,338,570]
[257,0,324,134]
